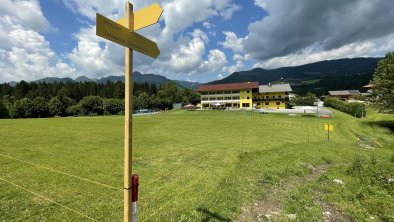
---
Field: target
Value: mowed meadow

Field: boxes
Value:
[0,109,393,221]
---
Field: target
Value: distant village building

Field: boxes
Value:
[362,83,374,96]
[195,82,292,109]
[328,90,360,100]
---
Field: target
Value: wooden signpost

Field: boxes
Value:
[96,2,162,222]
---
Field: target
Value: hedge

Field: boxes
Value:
[324,97,366,118]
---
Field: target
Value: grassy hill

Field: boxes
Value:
[0,110,393,221]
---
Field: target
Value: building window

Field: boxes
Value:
[232,96,239,100]
[232,91,239,94]
[273,96,275,99]
[278,95,282,98]
[265,102,269,105]
[276,102,280,105]
[242,103,250,107]
[247,90,249,93]
[266,96,269,99]
[247,97,250,99]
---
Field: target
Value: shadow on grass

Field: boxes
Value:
[197,208,231,222]
[365,120,394,133]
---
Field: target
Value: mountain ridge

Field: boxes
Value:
[6,57,382,94]
[209,57,381,85]
[207,57,381,95]
[29,72,202,89]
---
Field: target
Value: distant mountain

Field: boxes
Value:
[134,72,171,85]
[208,57,381,95]
[27,72,202,89]
[94,72,177,85]
[210,58,381,85]
[174,80,202,89]
[8,81,17,87]
[75,76,95,82]
[34,77,74,84]
[95,75,124,84]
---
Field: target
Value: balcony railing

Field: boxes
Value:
[201,99,240,103]
[201,93,240,98]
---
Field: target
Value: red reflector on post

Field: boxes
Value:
[132,174,139,202]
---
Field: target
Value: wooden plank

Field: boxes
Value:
[96,13,160,58]
[117,3,163,31]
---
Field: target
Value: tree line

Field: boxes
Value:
[0,81,200,118]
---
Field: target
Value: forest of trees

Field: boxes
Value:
[0,81,200,118]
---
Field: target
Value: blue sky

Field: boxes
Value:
[1,0,394,83]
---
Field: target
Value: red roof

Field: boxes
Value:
[195,82,259,92]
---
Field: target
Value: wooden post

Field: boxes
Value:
[124,1,134,222]
[327,124,330,142]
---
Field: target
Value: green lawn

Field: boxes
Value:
[0,109,393,221]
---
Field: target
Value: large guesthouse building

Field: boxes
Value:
[195,82,292,109]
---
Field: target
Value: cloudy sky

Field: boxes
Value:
[1,0,394,83]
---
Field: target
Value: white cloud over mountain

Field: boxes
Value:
[1,0,394,83]
[0,0,75,82]
[63,0,240,81]
[246,0,394,68]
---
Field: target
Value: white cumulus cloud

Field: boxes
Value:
[254,33,394,69]
[198,49,227,73]
[63,0,240,81]
[0,1,75,83]
[244,0,394,62]
[220,31,244,53]
[0,0,50,32]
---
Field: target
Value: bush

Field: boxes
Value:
[103,98,124,115]
[290,93,317,106]
[2,95,16,118]
[48,96,73,117]
[324,97,366,118]
[48,97,63,116]
[0,100,9,118]
[14,98,33,118]
[79,96,104,115]
[32,96,49,118]
[66,104,82,116]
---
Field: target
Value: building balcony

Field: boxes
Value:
[201,93,240,98]
[201,100,240,104]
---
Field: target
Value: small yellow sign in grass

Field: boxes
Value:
[324,124,334,131]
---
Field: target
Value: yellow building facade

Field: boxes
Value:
[240,89,253,109]
[196,82,292,110]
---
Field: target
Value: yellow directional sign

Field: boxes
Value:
[117,3,163,31]
[96,13,160,58]
[324,124,334,131]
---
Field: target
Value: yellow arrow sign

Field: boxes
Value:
[96,13,160,58]
[117,3,163,31]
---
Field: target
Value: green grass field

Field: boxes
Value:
[1,109,393,221]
